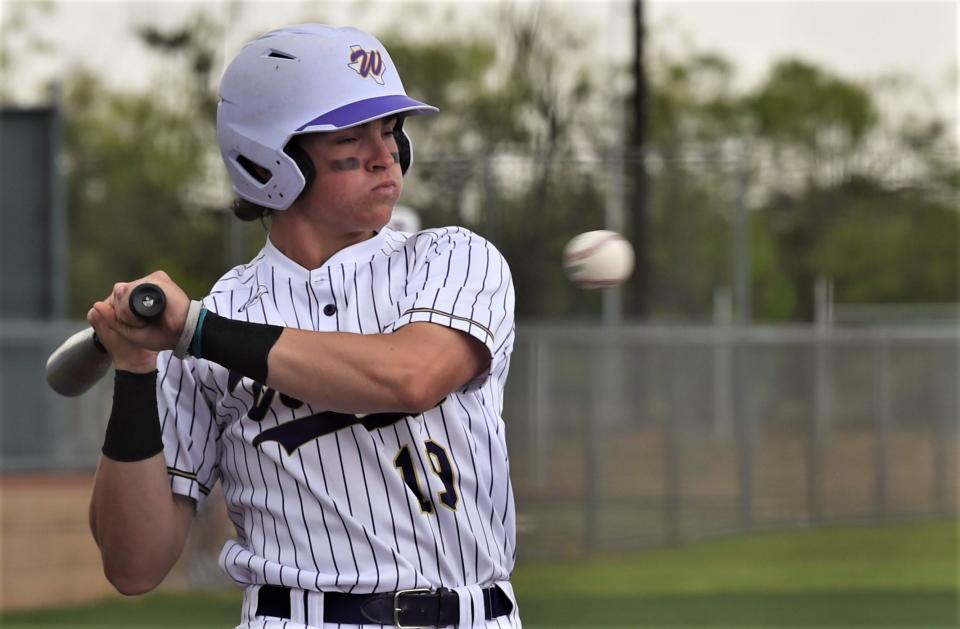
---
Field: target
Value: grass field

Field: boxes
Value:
[2,520,956,628]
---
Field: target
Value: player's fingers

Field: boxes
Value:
[87,301,120,343]
[111,282,126,306]
[111,282,131,323]
[146,269,171,283]
[88,300,155,367]
[88,300,116,328]
[112,281,148,328]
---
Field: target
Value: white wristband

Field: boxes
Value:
[174,300,204,359]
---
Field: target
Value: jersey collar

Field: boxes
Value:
[259,229,391,284]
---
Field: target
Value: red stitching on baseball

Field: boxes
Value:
[565,233,625,264]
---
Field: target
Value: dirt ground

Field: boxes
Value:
[0,475,230,612]
[1,475,115,610]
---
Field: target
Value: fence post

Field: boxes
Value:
[932,338,956,516]
[713,287,734,441]
[583,372,600,553]
[733,327,754,532]
[528,332,549,488]
[583,339,600,552]
[810,279,834,525]
[873,334,892,522]
[663,344,683,545]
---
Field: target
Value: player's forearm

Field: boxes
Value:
[191,312,484,414]
[90,454,190,595]
[89,369,191,595]
[266,328,439,413]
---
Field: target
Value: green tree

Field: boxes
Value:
[63,69,226,315]
[644,49,747,319]
[63,12,240,313]
[0,1,56,103]
[382,6,610,318]
[51,7,957,322]
[644,47,957,321]
[743,61,958,319]
[745,59,878,182]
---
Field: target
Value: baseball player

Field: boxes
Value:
[86,24,519,628]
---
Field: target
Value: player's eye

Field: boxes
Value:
[383,117,399,137]
[336,136,358,145]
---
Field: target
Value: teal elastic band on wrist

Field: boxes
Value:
[190,307,209,359]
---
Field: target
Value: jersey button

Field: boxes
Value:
[323,304,337,316]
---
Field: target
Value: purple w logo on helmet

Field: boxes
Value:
[347,46,386,84]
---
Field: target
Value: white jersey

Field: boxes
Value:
[155,226,518,621]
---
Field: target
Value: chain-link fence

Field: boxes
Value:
[2,321,956,565]
[503,323,958,559]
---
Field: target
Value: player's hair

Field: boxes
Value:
[230,134,315,223]
[231,197,272,223]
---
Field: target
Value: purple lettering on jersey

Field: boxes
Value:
[252,410,410,454]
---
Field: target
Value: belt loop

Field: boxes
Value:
[451,584,486,628]
[288,588,305,624]
[242,584,262,624]
[307,588,324,626]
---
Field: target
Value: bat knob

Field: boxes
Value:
[130,283,166,320]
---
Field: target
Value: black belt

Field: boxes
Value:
[256,583,513,627]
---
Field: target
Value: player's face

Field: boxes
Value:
[297,117,403,235]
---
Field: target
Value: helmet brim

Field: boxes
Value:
[296,94,438,132]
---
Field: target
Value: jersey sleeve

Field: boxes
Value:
[156,350,221,508]
[386,227,516,390]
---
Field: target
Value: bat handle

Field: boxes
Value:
[130,283,166,320]
[90,283,167,352]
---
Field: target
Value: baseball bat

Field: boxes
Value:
[45,283,167,397]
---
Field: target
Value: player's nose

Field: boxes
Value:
[365,128,397,171]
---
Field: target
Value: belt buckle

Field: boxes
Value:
[393,587,434,629]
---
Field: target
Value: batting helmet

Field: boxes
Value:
[217,24,438,211]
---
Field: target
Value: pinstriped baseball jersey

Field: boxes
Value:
[156,226,518,615]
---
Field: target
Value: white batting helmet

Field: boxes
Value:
[217,24,438,210]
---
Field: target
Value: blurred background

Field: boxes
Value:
[1,0,957,627]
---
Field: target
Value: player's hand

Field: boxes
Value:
[87,300,157,373]
[108,271,190,353]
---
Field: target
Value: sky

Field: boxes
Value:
[3,0,957,127]
[647,1,957,88]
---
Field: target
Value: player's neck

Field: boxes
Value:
[268,213,375,270]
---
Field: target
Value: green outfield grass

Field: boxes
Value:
[2,520,957,628]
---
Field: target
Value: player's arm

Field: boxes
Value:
[89,457,195,595]
[87,297,194,595]
[266,322,489,413]
[108,272,489,414]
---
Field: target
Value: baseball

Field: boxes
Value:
[562,230,635,289]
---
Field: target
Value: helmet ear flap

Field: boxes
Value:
[283,138,316,195]
[394,117,413,174]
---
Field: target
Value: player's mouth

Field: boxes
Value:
[371,181,398,195]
